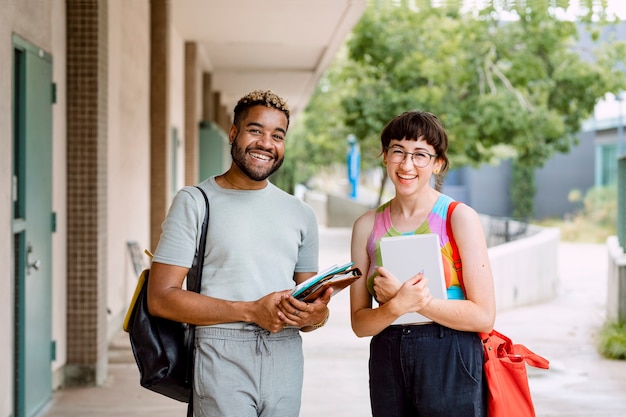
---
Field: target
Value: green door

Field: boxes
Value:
[199,120,230,180]
[12,35,54,417]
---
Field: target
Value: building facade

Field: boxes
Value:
[0,1,365,416]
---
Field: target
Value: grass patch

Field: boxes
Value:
[534,216,615,243]
[597,322,626,360]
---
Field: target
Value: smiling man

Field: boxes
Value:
[147,90,331,417]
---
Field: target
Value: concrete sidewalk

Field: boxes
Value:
[38,227,626,417]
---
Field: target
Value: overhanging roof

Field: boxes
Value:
[172,0,366,118]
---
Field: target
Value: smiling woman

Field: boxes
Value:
[349,109,496,417]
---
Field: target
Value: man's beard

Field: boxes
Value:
[231,140,284,181]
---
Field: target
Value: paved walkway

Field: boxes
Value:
[38,227,626,417]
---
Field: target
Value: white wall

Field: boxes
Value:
[50,0,68,388]
[0,0,59,413]
[607,236,626,322]
[170,25,186,197]
[488,226,561,311]
[106,0,152,336]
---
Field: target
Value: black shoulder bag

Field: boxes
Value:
[124,186,209,416]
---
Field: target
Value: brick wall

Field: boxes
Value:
[65,0,108,386]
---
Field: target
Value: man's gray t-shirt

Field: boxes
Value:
[152,176,319,329]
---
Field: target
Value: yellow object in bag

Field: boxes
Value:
[123,249,153,332]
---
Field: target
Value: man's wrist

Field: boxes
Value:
[308,310,329,330]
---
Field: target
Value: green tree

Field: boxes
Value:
[272,52,353,193]
[285,1,626,216]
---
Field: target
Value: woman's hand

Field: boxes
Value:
[391,271,433,315]
[372,266,402,304]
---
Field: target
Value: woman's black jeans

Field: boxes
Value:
[369,323,486,417]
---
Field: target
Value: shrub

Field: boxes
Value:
[597,321,626,360]
[536,185,617,243]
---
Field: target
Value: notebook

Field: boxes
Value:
[294,267,361,302]
[379,233,447,324]
[291,262,354,299]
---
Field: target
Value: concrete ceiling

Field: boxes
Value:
[172,0,366,119]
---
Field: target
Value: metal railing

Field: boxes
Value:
[485,216,530,247]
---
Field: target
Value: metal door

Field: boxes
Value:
[12,35,54,417]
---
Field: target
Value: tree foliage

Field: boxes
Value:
[277,1,626,213]
[341,2,625,169]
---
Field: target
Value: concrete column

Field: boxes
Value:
[184,41,198,185]
[212,91,222,127]
[213,91,230,132]
[149,0,170,250]
[202,72,214,122]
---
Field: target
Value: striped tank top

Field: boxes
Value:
[365,194,465,300]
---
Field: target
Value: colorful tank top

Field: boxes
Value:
[366,194,465,300]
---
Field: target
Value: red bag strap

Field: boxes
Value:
[449,205,550,370]
[446,201,465,294]
[447,201,490,340]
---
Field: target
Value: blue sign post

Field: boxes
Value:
[347,134,360,199]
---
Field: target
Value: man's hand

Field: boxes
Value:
[277,289,331,330]
[253,291,293,333]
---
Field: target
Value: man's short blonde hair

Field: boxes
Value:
[233,90,290,128]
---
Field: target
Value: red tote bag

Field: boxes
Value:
[447,202,549,417]
[481,329,549,417]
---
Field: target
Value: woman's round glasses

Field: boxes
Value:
[386,146,437,168]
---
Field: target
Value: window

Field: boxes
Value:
[596,143,617,186]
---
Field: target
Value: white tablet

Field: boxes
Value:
[379,234,447,324]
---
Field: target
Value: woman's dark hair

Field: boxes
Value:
[380,110,450,176]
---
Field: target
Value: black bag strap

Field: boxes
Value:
[186,185,210,416]
[187,186,210,293]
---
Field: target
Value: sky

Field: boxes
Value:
[601,0,626,19]
[558,0,626,20]
[459,0,626,20]
[429,1,626,120]
[564,1,626,120]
